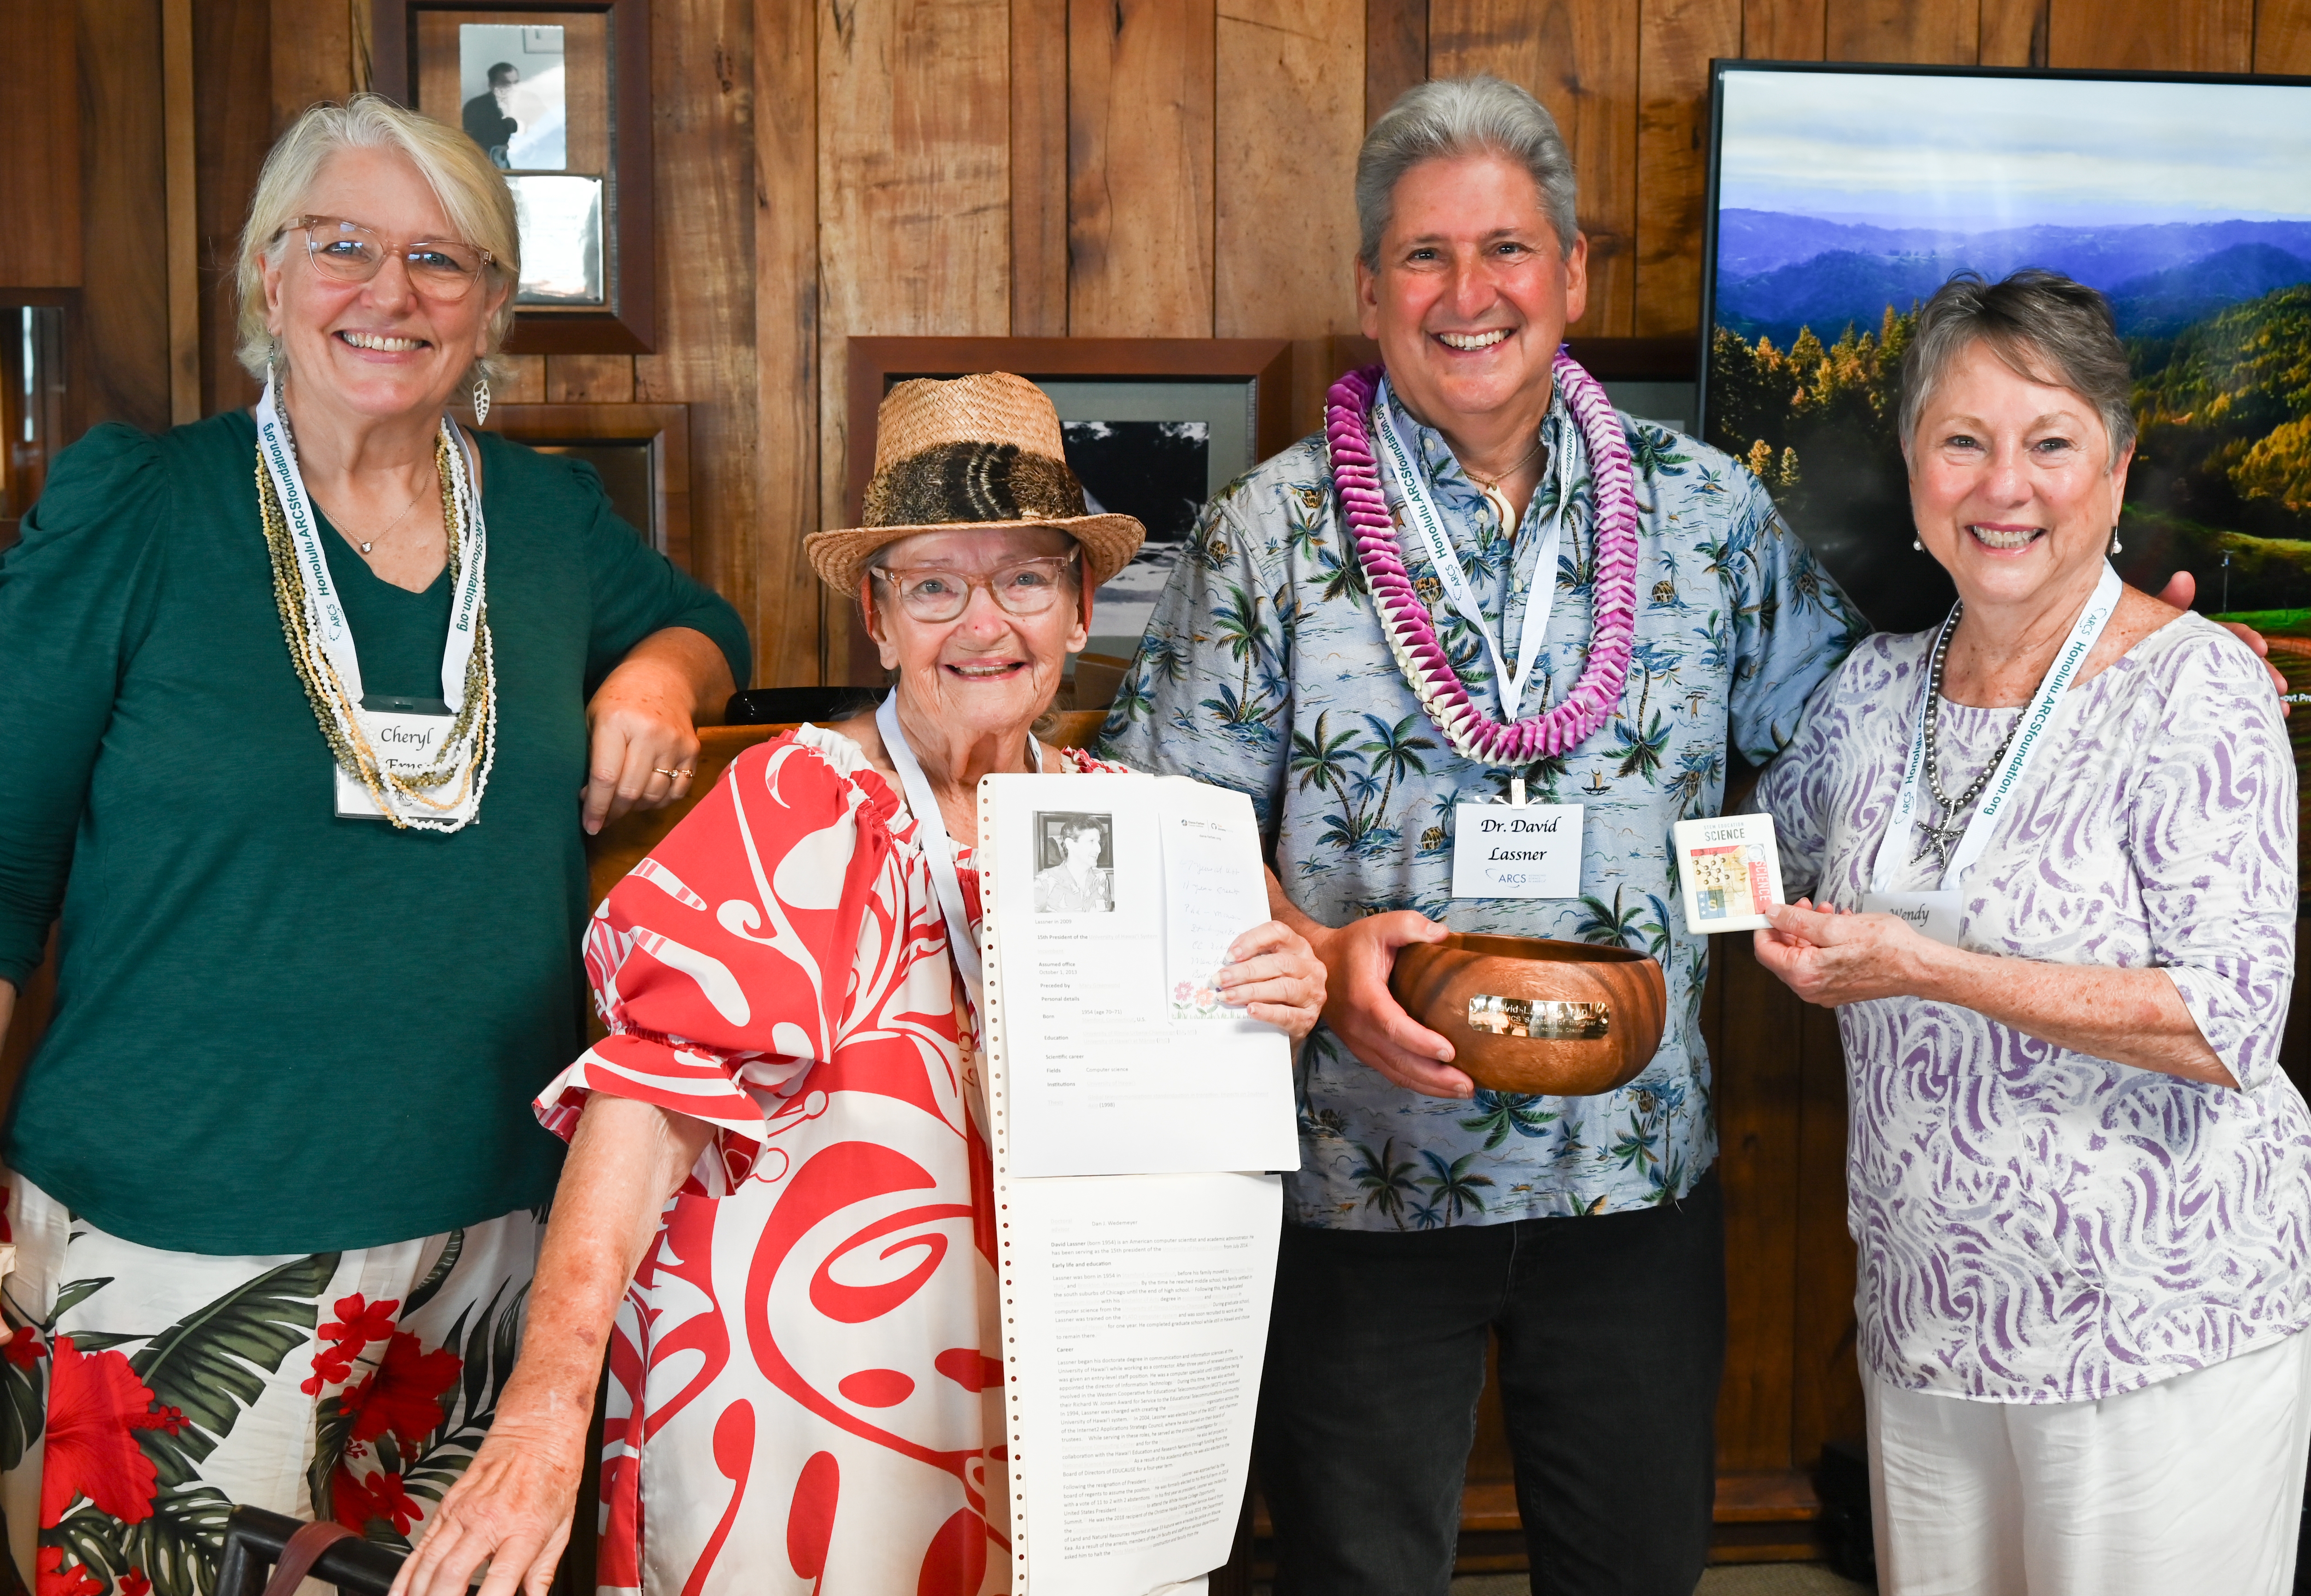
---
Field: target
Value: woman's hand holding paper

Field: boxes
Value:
[1752,898,1945,1008]
[1214,920,1329,1040]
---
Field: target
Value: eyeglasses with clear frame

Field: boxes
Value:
[870,551,1081,623]
[287,216,496,301]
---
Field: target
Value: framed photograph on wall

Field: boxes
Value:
[845,338,1295,674]
[471,402,691,566]
[1698,58,2311,894]
[375,0,655,353]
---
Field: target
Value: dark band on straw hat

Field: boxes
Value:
[803,371,1146,593]
[861,441,1086,529]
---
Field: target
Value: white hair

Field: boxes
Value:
[1356,75,1579,267]
[235,93,520,385]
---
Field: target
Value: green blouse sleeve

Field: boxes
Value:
[560,458,752,693]
[0,424,171,986]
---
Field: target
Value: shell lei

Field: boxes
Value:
[1325,353,1640,769]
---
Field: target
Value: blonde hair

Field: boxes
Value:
[234,93,521,384]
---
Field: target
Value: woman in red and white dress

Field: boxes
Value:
[389,374,1327,1596]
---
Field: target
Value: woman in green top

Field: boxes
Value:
[0,94,747,1595]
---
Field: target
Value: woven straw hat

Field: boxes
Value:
[806,372,1146,593]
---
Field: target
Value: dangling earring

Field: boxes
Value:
[2109,527,2122,555]
[1912,539,1923,552]
[472,376,492,428]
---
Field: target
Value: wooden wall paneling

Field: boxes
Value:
[1740,0,1823,57]
[545,355,638,404]
[271,0,357,125]
[1978,0,2047,65]
[636,0,759,686]
[497,354,548,405]
[0,5,82,289]
[1429,0,1642,337]
[2259,0,2311,70]
[819,0,1013,681]
[1823,0,1979,64]
[1709,934,1804,1474]
[1789,999,1864,1465]
[1012,0,1071,338]
[1635,0,1741,338]
[1215,0,1364,436]
[1068,0,1218,337]
[2046,0,2253,70]
[194,0,269,418]
[165,0,200,425]
[76,0,171,435]
[758,0,820,686]
[1366,0,1428,124]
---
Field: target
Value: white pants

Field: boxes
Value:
[1867,1330,2311,1596]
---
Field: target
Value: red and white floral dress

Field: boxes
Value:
[535,724,1120,1596]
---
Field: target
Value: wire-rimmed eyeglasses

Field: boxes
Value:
[869,552,1081,623]
[288,216,496,301]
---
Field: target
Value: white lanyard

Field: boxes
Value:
[1870,562,2122,894]
[254,371,488,712]
[876,691,1042,1025]
[1376,377,1571,720]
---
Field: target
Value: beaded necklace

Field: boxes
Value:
[1911,604,2021,874]
[253,379,499,832]
[1324,354,1640,769]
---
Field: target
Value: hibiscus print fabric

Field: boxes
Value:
[1099,392,1866,1228]
[0,1174,539,1595]
[1752,617,2311,1404]
[532,724,1119,1596]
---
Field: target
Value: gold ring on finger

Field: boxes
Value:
[653,767,680,779]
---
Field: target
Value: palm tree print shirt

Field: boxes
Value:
[1097,385,1868,1230]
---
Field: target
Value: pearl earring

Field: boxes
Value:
[2110,528,2122,555]
[1913,539,1923,552]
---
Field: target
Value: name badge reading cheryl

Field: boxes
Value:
[1451,802,1583,899]
[1860,890,1964,947]
[334,703,477,824]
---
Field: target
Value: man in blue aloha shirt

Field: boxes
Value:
[1097,77,1866,1596]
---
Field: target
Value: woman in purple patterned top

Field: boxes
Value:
[1752,270,2311,1596]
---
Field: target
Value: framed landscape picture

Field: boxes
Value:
[1699,61,2311,891]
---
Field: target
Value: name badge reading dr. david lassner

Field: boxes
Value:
[1671,814,1784,934]
[1452,802,1584,899]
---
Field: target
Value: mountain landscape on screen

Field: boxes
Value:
[1703,67,2311,650]
[1717,212,2311,343]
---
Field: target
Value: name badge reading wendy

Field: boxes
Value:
[1859,890,1964,947]
[1452,802,1584,899]
[334,695,478,824]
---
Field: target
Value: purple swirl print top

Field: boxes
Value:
[1754,612,2311,1404]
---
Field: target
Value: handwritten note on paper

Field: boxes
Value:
[1163,808,1270,1021]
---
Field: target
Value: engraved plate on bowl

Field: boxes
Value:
[1466,995,1611,1040]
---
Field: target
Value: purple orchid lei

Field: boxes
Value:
[1324,351,1640,769]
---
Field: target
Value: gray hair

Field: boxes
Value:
[235,93,520,385]
[1898,268,2136,467]
[1355,75,1579,269]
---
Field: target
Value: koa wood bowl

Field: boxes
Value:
[1388,933,1667,1097]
